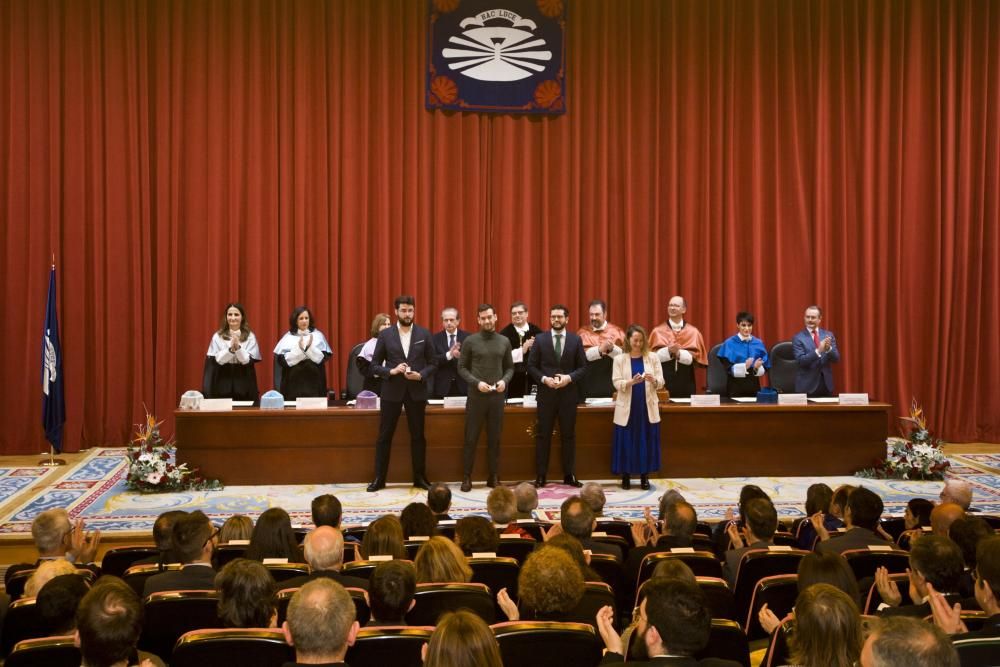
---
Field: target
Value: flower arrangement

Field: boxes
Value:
[857,399,950,480]
[126,413,222,493]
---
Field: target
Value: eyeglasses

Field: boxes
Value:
[204,528,220,547]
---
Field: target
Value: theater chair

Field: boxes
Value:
[492,621,601,667]
[768,341,796,393]
[343,558,413,580]
[171,628,293,667]
[345,626,433,667]
[566,581,616,633]
[277,586,370,626]
[637,551,723,589]
[760,618,793,667]
[138,590,222,661]
[5,567,96,602]
[4,635,80,667]
[468,555,519,599]
[742,573,798,640]
[635,577,736,623]
[952,634,1000,665]
[595,518,635,547]
[497,534,537,563]
[695,619,751,667]
[731,549,808,633]
[862,572,911,614]
[213,543,248,568]
[262,562,309,583]
[1,598,45,657]
[590,533,630,558]
[841,548,910,582]
[100,545,161,578]
[705,343,727,395]
[122,562,181,597]
[406,582,495,625]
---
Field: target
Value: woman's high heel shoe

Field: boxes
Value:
[621,474,631,490]
[640,474,650,490]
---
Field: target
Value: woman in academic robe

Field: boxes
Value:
[356,312,391,395]
[611,324,664,490]
[716,311,770,397]
[204,302,261,402]
[273,305,332,399]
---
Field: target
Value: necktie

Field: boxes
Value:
[812,330,820,349]
[554,333,563,360]
[449,334,455,348]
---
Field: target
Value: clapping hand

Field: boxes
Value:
[809,512,831,542]
[928,582,968,635]
[875,566,903,607]
[596,605,622,655]
[497,588,519,621]
[758,603,783,635]
[70,519,101,563]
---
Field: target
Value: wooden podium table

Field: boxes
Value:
[174,402,891,485]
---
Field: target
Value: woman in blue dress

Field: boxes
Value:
[611,324,665,490]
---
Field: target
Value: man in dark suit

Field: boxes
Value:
[816,486,894,555]
[366,295,438,492]
[928,535,1000,639]
[626,500,699,593]
[596,578,742,666]
[874,535,964,618]
[558,496,623,561]
[527,304,588,487]
[143,510,217,596]
[792,305,840,396]
[722,498,777,588]
[282,527,369,591]
[431,306,469,398]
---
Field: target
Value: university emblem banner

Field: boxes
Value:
[426,0,567,114]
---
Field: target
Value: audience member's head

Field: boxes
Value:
[454,516,498,555]
[427,483,452,516]
[25,558,78,598]
[37,573,89,635]
[414,536,473,584]
[215,558,277,628]
[580,483,606,515]
[904,498,934,530]
[658,489,687,522]
[74,578,143,667]
[518,546,585,616]
[486,486,518,525]
[245,507,300,562]
[559,496,595,540]
[171,510,215,564]
[907,535,964,598]
[400,502,438,539]
[151,509,187,558]
[930,502,965,536]
[650,560,697,586]
[218,514,254,543]
[805,483,834,516]
[663,500,697,539]
[369,560,416,623]
[737,485,771,521]
[311,493,343,528]
[743,497,778,542]
[830,484,856,519]
[861,616,958,667]
[546,533,596,581]
[845,486,883,531]
[422,610,503,667]
[790,583,862,667]
[639,578,712,657]
[939,479,972,511]
[31,508,72,556]
[949,517,993,570]
[283,579,359,664]
[303,526,347,572]
[362,515,406,560]
[974,536,1000,614]
[796,551,861,604]
[514,481,538,517]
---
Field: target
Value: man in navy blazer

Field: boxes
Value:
[792,305,840,397]
[527,304,588,488]
[366,295,438,492]
[431,306,469,398]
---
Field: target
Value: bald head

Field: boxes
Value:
[304,526,345,571]
[939,480,972,510]
[930,503,965,537]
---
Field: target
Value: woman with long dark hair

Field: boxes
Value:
[273,305,332,399]
[204,302,261,401]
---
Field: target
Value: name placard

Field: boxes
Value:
[369,554,393,561]
[199,398,233,411]
[778,393,808,405]
[295,397,328,410]
[670,547,696,553]
[839,393,870,405]
[767,545,793,551]
[409,535,430,542]
[691,394,721,407]
[867,544,893,551]
[591,531,608,537]
[472,552,497,558]
[443,396,468,409]
[262,557,289,564]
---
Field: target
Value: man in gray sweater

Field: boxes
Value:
[458,303,514,492]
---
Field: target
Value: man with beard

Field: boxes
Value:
[498,301,543,397]
[366,295,438,492]
[577,299,625,398]
[527,305,588,487]
[458,303,514,492]
[649,296,708,398]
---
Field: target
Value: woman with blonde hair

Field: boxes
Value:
[361,515,406,560]
[787,583,862,667]
[414,536,472,584]
[218,514,254,543]
[24,559,78,598]
[422,609,502,667]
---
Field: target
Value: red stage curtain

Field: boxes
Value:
[1,0,997,453]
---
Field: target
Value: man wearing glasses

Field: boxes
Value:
[498,301,543,397]
[143,511,217,595]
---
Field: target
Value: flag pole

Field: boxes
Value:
[39,444,66,467]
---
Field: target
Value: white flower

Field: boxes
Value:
[144,472,163,485]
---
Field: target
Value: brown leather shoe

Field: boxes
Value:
[460,476,472,493]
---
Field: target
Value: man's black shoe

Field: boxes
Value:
[563,475,583,488]
[366,478,386,493]
[534,476,546,488]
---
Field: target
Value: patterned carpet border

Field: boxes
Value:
[0,465,61,513]
[0,448,998,536]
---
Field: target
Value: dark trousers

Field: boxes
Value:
[374,395,427,479]
[463,392,505,476]
[662,361,696,398]
[535,388,578,476]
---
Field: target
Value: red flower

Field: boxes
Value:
[430,76,458,105]
[537,0,564,18]
[533,80,562,109]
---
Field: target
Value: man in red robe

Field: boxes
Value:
[649,296,708,398]
[576,299,625,398]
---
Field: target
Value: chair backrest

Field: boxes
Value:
[172,628,294,667]
[263,562,310,583]
[761,618,793,667]
[952,635,1000,667]
[468,556,520,599]
[406,582,495,625]
[277,586,370,626]
[122,562,181,597]
[706,343,727,394]
[4,570,35,602]
[638,551,723,589]
[768,341,796,393]
[344,559,413,580]
[862,573,911,614]
[595,519,635,547]
[496,535,537,563]
[138,590,223,661]
[579,355,614,398]
[841,549,911,582]
[879,517,907,541]
[1,598,45,657]
[492,621,601,667]
[345,342,366,400]
[588,553,625,603]
[101,545,161,578]
[743,574,798,639]
[213,543,248,568]
[5,635,80,667]
[590,533,630,558]
[771,531,798,547]
[732,550,807,628]
[694,618,751,667]
[346,626,433,667]
[566,581,616,633]
[634,576,736,622]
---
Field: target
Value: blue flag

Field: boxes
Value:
[42,265,65,452]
